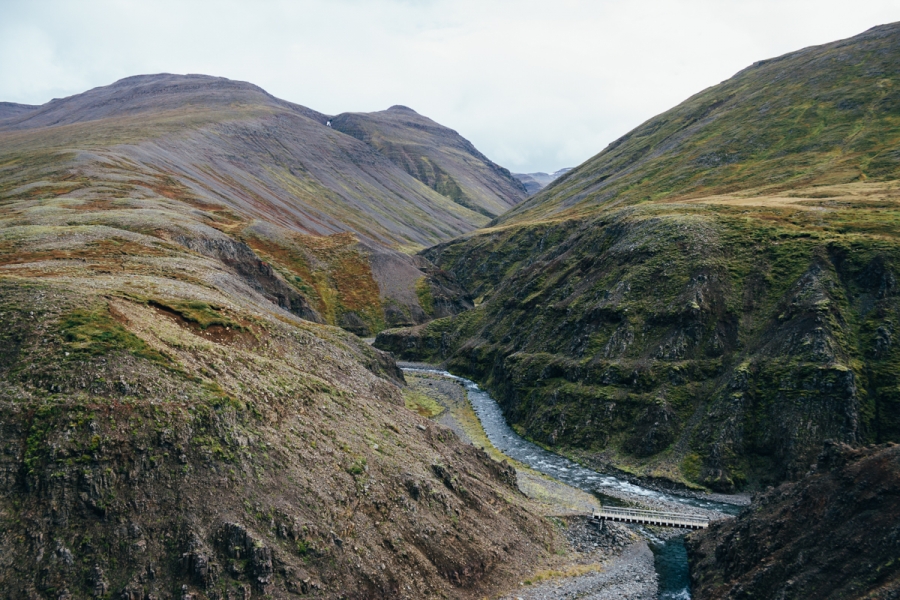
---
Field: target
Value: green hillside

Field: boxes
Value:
[375,23,900,491]
[500,22,900,225]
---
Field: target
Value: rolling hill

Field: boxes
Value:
[0,74,526,335]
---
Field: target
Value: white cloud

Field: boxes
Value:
[1,0,898,172]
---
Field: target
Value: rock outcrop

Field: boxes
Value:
[687,442,900,599]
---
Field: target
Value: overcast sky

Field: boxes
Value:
[1,1,898,173]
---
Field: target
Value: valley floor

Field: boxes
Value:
[400,366,690,599]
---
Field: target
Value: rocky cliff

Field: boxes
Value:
[687,441,900,599]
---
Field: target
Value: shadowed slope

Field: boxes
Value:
[688,442,900,599]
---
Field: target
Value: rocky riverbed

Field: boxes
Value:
[400,366,744,598]
[501,541,658,600]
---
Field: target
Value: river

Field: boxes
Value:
[402,366,741,600]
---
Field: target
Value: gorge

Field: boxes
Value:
[2,18,900,600]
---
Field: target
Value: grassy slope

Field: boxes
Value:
[0,74,520,334]
[500,22,900,225]
[375,23,900,491]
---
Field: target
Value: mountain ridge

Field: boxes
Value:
[0,73,528,334]
[498,21,900,226]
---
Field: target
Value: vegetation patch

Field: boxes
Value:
[415,277,435,316]
[246,232,385,334]
[147,298,242,330]
[60,306,167,363]
[402,388,445,418]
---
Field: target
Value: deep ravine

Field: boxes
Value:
[402,366,746,599]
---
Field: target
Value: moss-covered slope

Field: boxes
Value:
[375,23,900,491]
[500,23,900,225]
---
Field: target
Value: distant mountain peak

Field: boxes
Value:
[386,105,418,114]
[0,101,39,120]
[512,168,573,196]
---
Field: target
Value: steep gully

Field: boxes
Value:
[402,366,747,599]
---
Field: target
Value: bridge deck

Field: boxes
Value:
[591,506,709,529]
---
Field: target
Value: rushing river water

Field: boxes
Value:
[652,536,692,600]
[403,367,740,600]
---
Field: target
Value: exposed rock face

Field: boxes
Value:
[375,23,900,491]
[687,442,900,599]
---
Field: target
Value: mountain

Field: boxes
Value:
[331,105,527,217]
[375,23,900,491]
[0,101,38,119]
[500,22,900,225]
[687,442,900,599]
[512,168,573,195]
[0,74,526,335]
[0,74,558,598]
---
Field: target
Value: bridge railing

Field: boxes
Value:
[592,505,709,528]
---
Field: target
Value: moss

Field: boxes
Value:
[60,306,168,363]
[148,299,242,330]
[345,458,367,476]
[245,232,385,334]
[402,389,445,418]
[415,277,435,316]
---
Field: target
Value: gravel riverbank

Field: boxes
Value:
[500,541,658,600]
[399,364,739,598]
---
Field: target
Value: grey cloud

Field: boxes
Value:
[1,0,898,172]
